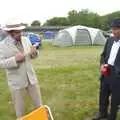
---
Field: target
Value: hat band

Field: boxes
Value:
[6,24,23,28]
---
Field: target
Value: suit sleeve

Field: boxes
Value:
[0,49,18,69]
[100,38,109,65]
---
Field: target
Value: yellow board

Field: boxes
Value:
[20,106,48,120]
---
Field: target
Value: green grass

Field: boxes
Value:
[0,42,104,120]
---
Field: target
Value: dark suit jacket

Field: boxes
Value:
[100,37,114,65]
[100,37,120,80]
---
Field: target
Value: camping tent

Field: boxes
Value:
[53,25,106,47]
[52,30,73,47]
[43,31,56,40]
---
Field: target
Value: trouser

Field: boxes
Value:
[99,75,111,117]
[108,92,120,120]
[10,84,42,118]
[108,70,120,120]
[106,66,120,120]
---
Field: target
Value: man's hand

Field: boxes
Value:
[30,46,37,53]
[100,64,108,72]
[100,64,111,76]
[15,52,25,62]
[30,46,37,58]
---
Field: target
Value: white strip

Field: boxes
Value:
[21,36,32,55]
[44,105,54,120]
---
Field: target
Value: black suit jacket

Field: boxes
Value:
[100,37,114,65]
[100,37,120,79]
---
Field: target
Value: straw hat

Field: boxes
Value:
[3,18,26,31]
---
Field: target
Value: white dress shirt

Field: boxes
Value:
[108,40,120,66]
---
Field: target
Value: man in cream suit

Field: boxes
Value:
[0,18,42,119]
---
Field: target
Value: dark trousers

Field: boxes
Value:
[108,68,120,120]
[99,76,111,116]
[100,66,120,120]
[108,93,120,120]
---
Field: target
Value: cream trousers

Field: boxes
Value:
[10,84,42,118]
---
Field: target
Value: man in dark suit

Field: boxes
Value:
[92,18,120,120]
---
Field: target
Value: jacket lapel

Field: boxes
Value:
[4,36,19,53]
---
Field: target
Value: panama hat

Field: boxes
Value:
[3,18,26,31]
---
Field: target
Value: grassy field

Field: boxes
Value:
[0,42,104,120]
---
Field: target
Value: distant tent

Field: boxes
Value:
[74,28,92,45]
[53,25,106,47]
[43,31,55,40]
[52,30,73,47]
[84,27,106,45]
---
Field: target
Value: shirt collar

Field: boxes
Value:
[114,39,120,43]
[7,35,21,45]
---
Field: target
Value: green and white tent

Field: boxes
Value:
[53,25,106,47]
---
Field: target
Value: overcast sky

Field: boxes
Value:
[0,0,120,25]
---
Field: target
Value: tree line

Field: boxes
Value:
[31,9,120,31]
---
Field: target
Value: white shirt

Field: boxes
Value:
[108,40,120,66]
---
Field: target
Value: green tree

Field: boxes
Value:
[43,9,120,31]
[67,10,79,25]
[100,11,120,30]
[44,17,70,26]
[31,20,41,26]
[67,9,101,28]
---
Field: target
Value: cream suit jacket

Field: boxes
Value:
[0,36,38,90]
